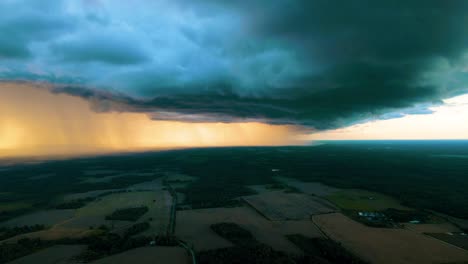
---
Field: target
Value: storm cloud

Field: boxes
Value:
[1,0,468,129]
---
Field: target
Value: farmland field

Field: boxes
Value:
[314,213,468,264]
[7,245,85,264]
[427,233,468,251]
[326,189,409,211]
[61,191,170,234]
[2,226,96,242]
[2,142,468,263]
[62,189,121,201]
[243,191,336,221]
[90,246,188,264]
[404,222,461,234]
[274,177,340,196]
[0,210,75,229]
[176,206,323,254]
[0,202,32,212]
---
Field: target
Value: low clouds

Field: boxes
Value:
[1,0,468,129]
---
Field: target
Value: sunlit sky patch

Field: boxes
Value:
[307,94,468,140]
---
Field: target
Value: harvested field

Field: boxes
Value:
[279,220,328,238]
[8,245,85,264]
[63,189,122,201]
[58,215,129,230]
[6,191,170,241]
[247,183,298,194]
[404,222,461,234]
[90,246,188,264]
[275,177,340,196]
[64,178,164,201]
[247,185,272,194]
[60,191,171,234]
[243,191,335,221]
[2,226,97,243]
[140,190,172,236]
[314,213,468,264]
[165,173,196,190]
[165,173,196,182]
[0,209,75,228]
[83,170,121,176]
[126,178,164,191]
[176,206,323,254]
[81,171,158,184]
[326,189,409,211]
[431,211,468,231]
[0,201,32,212]
[76,192,155,218]
[79,175,123,184]
[65,176,163,197]
[427,233,468,250]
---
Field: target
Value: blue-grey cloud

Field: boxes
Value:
[1,0,468,129]
[0,4,74,59]
[53,35,149,65]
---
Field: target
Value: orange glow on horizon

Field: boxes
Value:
[306,94,468,140]
[0,82,303,158]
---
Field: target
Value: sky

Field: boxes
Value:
[307,94,468,140]
[1,0,468,156]
[0,82,300,157]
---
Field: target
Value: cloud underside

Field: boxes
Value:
[1,0,468,129]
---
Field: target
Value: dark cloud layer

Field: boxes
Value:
[0,14,73,59]
[1,0,468,129]
[53,35,149,65]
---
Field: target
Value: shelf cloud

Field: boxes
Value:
[1,0,468,129]
[0,82,301,157]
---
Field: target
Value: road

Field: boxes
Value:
[165,182,197,264]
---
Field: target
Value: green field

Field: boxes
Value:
[77,191,155,218]
[326,189,408,211]
[0,201,32,212]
